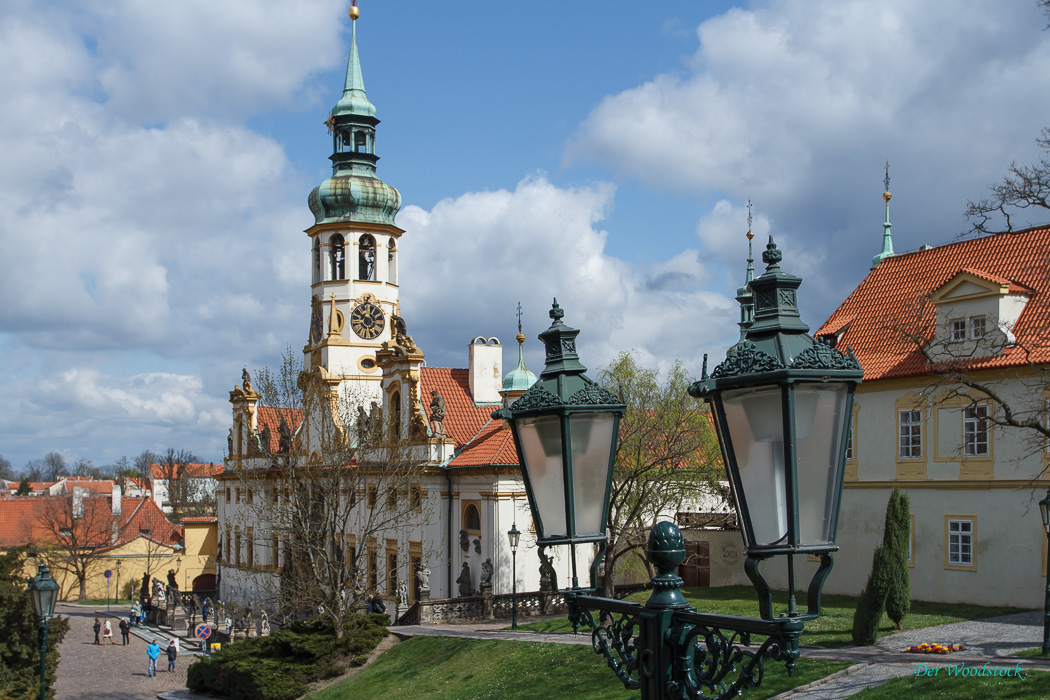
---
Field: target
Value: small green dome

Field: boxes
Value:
[502,333,537,393]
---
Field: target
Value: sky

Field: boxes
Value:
[2,0,1050,469]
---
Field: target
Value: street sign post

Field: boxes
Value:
[104,570,112,612]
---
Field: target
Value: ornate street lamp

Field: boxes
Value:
[1039,488,1050,655]
[497,240,862,700]
[115,559,121,606]
[27,561,60,700]
[508,522,521,630]
[690,237,863,621]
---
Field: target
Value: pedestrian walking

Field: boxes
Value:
[202,598,209,624]
[102,619,113,645]
[364,594,374,613]
[119,618,130,645]
[146,639,161,677]
[166,639,178,672]
[93,618,101,644]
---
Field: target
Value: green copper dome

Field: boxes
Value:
[502,333,538,393]
[308,17,400,228]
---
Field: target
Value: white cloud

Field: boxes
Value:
[398,176,738,377]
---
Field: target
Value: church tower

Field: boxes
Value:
[304,6,402,404]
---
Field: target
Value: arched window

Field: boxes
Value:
[330,235,345,280]
[387,240,397,285]
[391,390,401,438]
[358,234,376,281]
[313,238,321,282]
[464,504,481,531]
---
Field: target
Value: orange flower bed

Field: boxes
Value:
[905,643,966,654]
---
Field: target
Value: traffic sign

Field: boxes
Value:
[195,624,211,640]
[104,570,112,579]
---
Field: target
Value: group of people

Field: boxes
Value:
[91,617,131,645]
[145,639,179,677]
[364,592,387,614]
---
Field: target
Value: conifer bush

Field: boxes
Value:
[884,488,911,630]
[850,543,890,646]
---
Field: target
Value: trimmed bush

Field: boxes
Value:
[884,488,911,630]
[186,612,388,700]
[851,543,890,646]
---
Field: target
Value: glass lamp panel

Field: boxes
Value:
[722,386,788,547]
[568,412,617,538]
[794,383,849,546]
[516,415,567,538]
[41,582,57,617]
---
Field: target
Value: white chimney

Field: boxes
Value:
[112,482,122,516]
[468,337,503,404]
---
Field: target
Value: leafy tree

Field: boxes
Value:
[594,352,724,597]
[15,476,31,496]
[0,548,69,700]
[850,543,890,646]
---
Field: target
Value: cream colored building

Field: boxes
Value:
[759,220,1050,608]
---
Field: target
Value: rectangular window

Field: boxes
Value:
[272,487,279,505]
[387,550,398,597]
[367,547,378,590]
[367,486,377,509]
[235,487,241,504]
[844,425,854,461]
[246,488,254,505]
[899,410,922,459]
[234,527,242,567]
[947,519,973,566]
[246,527,254,568]
[970,316,986,340]
[225,487,231,504]
[951,319,966,342]
[386,488,398,510]
[963,405,989,456]
[410,485,422,511]
[272,535,280,569]
[224,526,231,563]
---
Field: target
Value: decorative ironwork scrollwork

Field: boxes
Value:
[567,382,621,406]
[710,342,784,378]
[511,386,562,411]
[790,340,861,371]
[569,602,642,690]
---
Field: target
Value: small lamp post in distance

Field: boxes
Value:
[1039,488,1050,655]
[495,238,862,700]
[508,522,521,630]
[27,561,61,700]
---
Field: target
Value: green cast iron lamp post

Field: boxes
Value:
[496,239,862,700]
[28,561,60,700]
[1040,488,1050,655]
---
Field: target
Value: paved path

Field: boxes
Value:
[53,605,195,700]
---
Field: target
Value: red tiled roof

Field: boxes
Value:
[816,226,1050,382]
[180,516,218,524]
[449,420,520,467]
[61,479,115,495]
[149,463,224,480]
[419,367,495,448]
[0,495,181,550]
[256,407,304,452]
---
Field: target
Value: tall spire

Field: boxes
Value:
[871,160,895,269]
[333,5,376,119]
[735,201,756,342]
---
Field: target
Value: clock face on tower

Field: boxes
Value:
[350,302,385,340]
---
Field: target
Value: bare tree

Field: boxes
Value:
[42,452,68,482]
[226,352,434,639]
[595,352,724,597]
[0,453,12,481]
[154,448,210,519]
[33,494,114,600]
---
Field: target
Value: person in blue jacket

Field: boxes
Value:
[146,639,161,677]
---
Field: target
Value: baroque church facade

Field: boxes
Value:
[216,13,589,612]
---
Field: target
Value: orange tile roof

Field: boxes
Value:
[816,225,1050,382]
[449,420,520,467]
[180,516,218,524]
[0,498,48,547]
[256,406,304,452]
[419,367,496,448]
[61,479,115,495]
[149,463,224,480]
[0,495,181,550]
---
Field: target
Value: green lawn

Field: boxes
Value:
[308,636,849,700]
[69,598,132,606]
[851,666,1049,699]
[516,586,1027,648]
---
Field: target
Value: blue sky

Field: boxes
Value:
[2,0,1050,469]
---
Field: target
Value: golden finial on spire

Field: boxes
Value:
[883,159,892,202]
[516,301,525,345]
[349,0,359,20]
[746,200,754,241]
